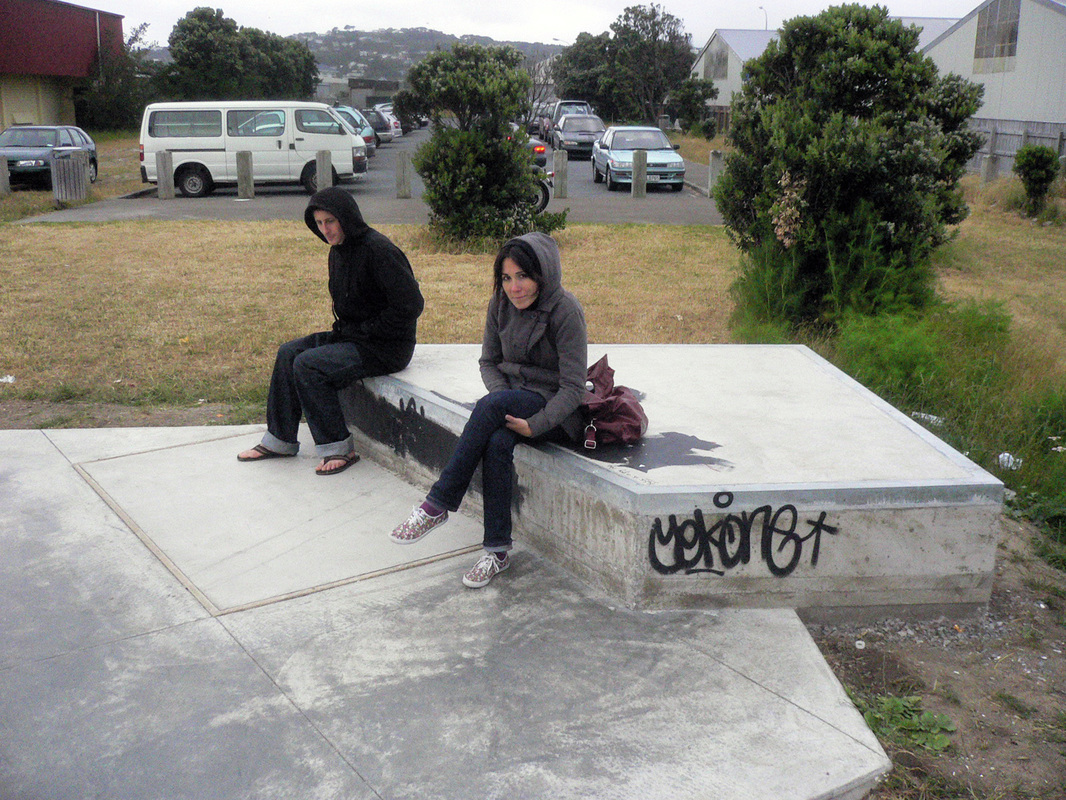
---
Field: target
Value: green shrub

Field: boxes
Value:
[714,5,983,326]
[413,127,565,242]
[1013,144,1060,216]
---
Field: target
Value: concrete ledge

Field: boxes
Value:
[342,344,1002,618]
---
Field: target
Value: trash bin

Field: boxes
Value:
[51,150,90,204]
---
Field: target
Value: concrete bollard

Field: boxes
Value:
[51,150,89,205]
[156,151,175,199]
[316,150,333,191]
[708,150,724,194]
[631,149,647,198]
[980,153,999,185]
[0,158,10,196]
[396,151,411,199]
[236,151,254,198]
[552,149,568,199]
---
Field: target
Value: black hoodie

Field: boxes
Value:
[305,187,424,374]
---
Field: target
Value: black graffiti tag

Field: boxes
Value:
[648,492,839,577]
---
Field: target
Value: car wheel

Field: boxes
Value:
[301,164,340,194]
[606,167,617,191]
[593,163,603,184]
[671,181,683,192]
[177,165,212,198]
[88,159,98,183]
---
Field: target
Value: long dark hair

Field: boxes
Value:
[492,239,543,294]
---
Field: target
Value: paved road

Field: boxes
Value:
[20,127,722,226]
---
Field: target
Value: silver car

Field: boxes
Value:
[591,126,685,191]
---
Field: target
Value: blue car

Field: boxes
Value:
[0,125,98,188]
[591,126,685,192]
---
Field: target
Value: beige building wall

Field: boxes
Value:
[0,74,77,128]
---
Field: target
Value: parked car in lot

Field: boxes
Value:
[374,104,403,138]
[0,125,98,188]
[140,101,365,196]
[332,105,377,157]
[361,108,394,145]
[591,126,685,191]
[550,114,605,159]
[542,99,594,139]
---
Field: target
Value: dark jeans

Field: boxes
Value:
[261,331,367,458]
[427,389,547,552]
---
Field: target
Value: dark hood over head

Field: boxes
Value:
[305,187,370,244]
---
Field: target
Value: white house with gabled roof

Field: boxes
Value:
[922,0,1066,166]
[689,19,957,134]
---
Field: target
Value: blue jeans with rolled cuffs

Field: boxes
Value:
[427,389,548,552]
[260,331,366,459]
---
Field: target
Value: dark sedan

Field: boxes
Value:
[550,114,606,159]
[0,125,98,188]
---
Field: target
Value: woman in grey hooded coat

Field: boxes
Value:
[390,232,588,588]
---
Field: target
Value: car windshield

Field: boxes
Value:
[611,130,673,151]
[563,117,604,133]
[0,128,57,147]
[559,103,590,116]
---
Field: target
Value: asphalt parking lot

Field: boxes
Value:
[21,127,723,227]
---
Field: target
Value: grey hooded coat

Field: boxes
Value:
[479,232,588,441]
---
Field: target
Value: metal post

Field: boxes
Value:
[316,150,333,191]
[396,151,411,199]
[552,149,568,199]
[631,149,647,198]
[0,158,10,197]
[156,151,175,199]
[236,151,254,199]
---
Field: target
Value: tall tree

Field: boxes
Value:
[713,4,984,326]
[167,8,245,99]
[609,4,693,122]
[162,7,317,100]
[552,6,693,123]
[78,23,158,130]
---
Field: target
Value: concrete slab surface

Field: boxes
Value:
[0,425,889,799]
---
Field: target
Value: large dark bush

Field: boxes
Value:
[714,4,984,328]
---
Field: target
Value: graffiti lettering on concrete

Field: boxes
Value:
[648,492,838,576]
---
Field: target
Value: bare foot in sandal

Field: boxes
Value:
[316,451,360,476]
[237,444,296,462]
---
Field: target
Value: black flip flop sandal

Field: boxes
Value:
[238,444,296,462]
[315,452,360,476]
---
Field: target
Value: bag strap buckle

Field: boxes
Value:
[584,423,597,450]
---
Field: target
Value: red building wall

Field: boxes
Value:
[0,0,124,78]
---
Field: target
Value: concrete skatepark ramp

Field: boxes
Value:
[5,343,1004,798]
[343,344,1003,621]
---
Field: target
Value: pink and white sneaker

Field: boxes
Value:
[389,506,449,545]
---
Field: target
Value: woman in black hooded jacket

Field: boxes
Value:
[238,187,424,475]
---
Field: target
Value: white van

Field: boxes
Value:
[139,101,367,197]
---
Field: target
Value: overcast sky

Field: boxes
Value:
[90,0,981,50]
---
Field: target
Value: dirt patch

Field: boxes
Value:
[812,517,1066,799]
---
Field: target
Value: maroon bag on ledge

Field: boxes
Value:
[581,354,649,450]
